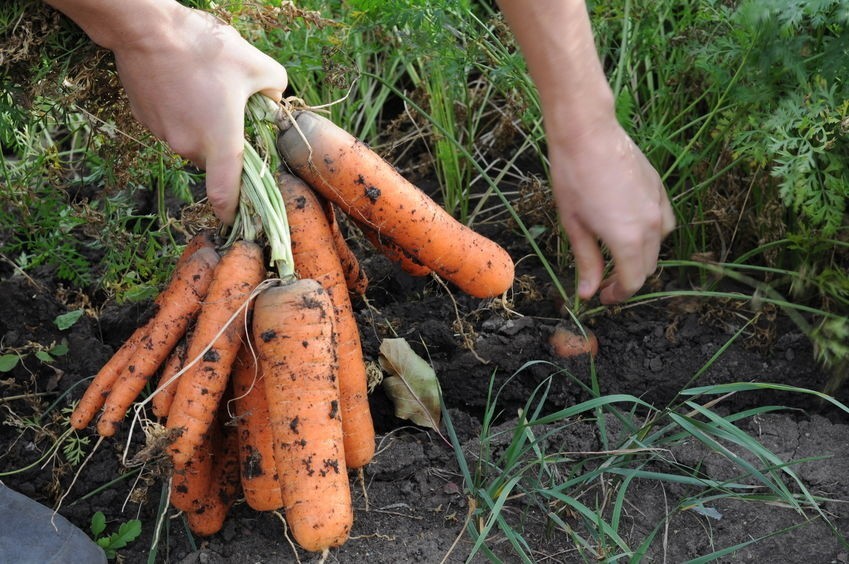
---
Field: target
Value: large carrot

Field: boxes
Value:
[185,420,241,536]
[166,240,266,466]
[232,341,283,511]
[253,279,353,552]
[70,241,219,430]
[85,247,221,435]
[277,172,375,469]
[276,110,515,298]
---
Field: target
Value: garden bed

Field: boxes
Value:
[1,219,847,563]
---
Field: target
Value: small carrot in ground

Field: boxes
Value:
[549,325,599,358]
[277,172,375,469]
[253,279,353,552]
[166,240,266,466]
[185,420,241,536]
[151,341,186,419]
[276,110,514,298]
[71,244,220,431]
[322,199,368,296]
[232,340,283,511]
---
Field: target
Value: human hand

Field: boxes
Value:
[549,116,675,304]
[109,4,287,224]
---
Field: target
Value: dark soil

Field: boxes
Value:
[1,217,848,563]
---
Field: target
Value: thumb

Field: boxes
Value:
[204,142,244,226]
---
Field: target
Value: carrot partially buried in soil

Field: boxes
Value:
[75,246,220,434]
[549,325,599,358]
[232,341,283,511]
[277,172,375,469]
[166,240,267,466]
[276,110,514,299]
[253,279,353,553]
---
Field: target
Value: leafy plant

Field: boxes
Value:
[90,511,142,560]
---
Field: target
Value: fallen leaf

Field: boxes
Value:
[378,338,442,430]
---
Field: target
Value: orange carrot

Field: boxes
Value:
[232,341,283,511]
[71,243,220,431]
[277,110,514,298]
[322,200,368,296]
[170,427,215,513]
[277,172,375,469]
[174,230,216,271]
[151,341,185,418]
[78,247,220,435]
[166,240,266,466]
[253,279,353,552]
[185,421,241,536]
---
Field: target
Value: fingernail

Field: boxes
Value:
[578,280,591,297]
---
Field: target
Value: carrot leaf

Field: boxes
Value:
[378,338,442,430]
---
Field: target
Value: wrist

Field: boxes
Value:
[45,0,183,50]
[542,87,617,148]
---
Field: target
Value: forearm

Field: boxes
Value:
[496,0,615,145]
[43,0,178,49]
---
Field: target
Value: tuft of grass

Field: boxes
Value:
[442,325,849,561]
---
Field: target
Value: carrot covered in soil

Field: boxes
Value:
[166,240,267,466]
[84,247,221,436]
[232,341,283,511]
[277,172,375,469]
[253,279,353,552]
[71,243,220,431]
[276,110,514,298]
[170,426,215,513]
[185,420,241,536]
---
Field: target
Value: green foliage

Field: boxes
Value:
[90,511,142,560]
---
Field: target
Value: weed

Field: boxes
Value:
[90,511,142,560]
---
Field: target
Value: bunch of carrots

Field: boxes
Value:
[68,95,514,555]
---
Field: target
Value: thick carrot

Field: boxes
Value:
[170,427,215,513]
[88,247,221,436]
[186,421,241,536]
[322,200,368,296]
[232,341,283,511]
[277,110,515,298]
[151,340,185,418]
[70,243,219,430]
[253,279,353,552]
[277,172,375,469]
[174,230,216,271]
[166,240,266,466]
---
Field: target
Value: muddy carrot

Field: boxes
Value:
[276,110,514,298]
[75,247,220,435]
[166,240,266,466]
[185,421,241,536]
[277,172,375,469]
[232,341,283,511]
[70,244,220,431]
[170,427,215,513]
[253,279,353,552]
